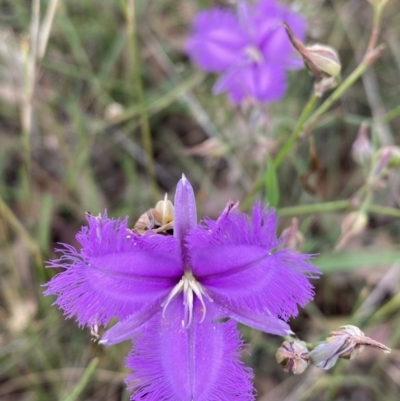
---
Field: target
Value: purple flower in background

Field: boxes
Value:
[186,0,307,104]
[45,175,319,400]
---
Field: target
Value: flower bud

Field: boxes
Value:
[284,22,341,97]
[276,339,310,375]
[154,195,174,227]
[304,44,341,79]
[376,146,400,170]
[184,138,228,159]
[352,123,372,165]
[281,218,304,250]
[335,211,368,250]
[104,102,125,123]
[310,325,391,370]
[284,23,341,79]
[134,194,174,235]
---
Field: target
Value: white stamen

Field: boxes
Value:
[161,279,184,316]
[245,45,263,63]
[161,271,213,328]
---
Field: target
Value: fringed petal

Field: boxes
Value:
[44,213,183,327]
[100,301,161,345]
[208,291,293,336]
[187,203,320,322]
[186,8,246,73]
[255,0,307,69]
[126,297,254,401]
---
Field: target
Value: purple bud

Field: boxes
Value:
[352,123,372,165]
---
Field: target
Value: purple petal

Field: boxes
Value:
[174,175,197,261]
[187,203,320,322]
[214,62,287,104]
[310,338,348,370]
[213,61,248,104]
[126,297,254,401]
[186,8,247,73]
[100,301,161,345]
[44,213,182,327]
[237,1,256,42]
[209,290,293,336]
[254,0,307,69]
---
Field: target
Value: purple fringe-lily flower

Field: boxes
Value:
[45,175,319,401]
[186,0,306,104]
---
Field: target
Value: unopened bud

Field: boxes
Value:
[376,146,400,170]
[105,102,125,123]
[310,325,391,370]
[335,211,368,250]
[276,339,310,375]
[281,218,304,250]
[305,44,341,78]
[352,123,372,165]
[154,194,174,227]
[184,138,228,159]
[284,23,341,79]
[341,212,368,235]
[133,194,174,235]
[284,23,341,97]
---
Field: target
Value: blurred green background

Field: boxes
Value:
[0,0,399,400]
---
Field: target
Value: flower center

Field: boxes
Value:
[161,271,213,328]
[244,45,263,63]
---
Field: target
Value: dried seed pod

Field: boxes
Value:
[276,339,310,375]
[281,218,304,251]
[311,325,391,370]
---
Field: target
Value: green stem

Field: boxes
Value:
[61,358,98,401]
[273,93,318,169]
[275,200,400,219]
[241,93,318,210]
[126,0,159,202]
[306,62,371,129]
[276,200,350,217]
[0,194,42,265]
[381,103,400,125]
[366,204,400,218]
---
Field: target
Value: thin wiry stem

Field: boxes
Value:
[21,0,40,181]
[0,194,42,266]
[38,0,59,63]
[126,0,159,202]
[243,2,386,210]
[61,358,99,401]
